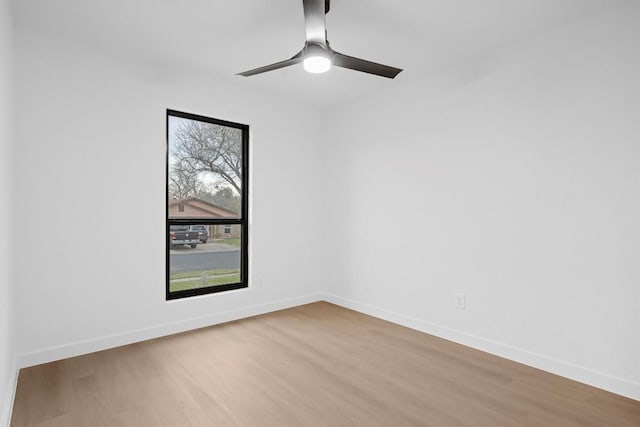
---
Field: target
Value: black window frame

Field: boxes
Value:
[166,109,249,300]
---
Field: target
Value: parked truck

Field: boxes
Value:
[189,225,209,243]
[169,225,200,249]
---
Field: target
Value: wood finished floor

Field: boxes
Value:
[11,302,640,426]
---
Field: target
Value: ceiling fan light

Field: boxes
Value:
[303,55,331,73]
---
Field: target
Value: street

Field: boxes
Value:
[170,249,240,274]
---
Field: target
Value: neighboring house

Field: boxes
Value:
[168,198,241,239]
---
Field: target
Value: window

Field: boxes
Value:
[166,110,249,299]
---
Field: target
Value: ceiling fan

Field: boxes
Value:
[237,0,402,79]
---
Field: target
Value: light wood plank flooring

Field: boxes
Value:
[11,302,640,426]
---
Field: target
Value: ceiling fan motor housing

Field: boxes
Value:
[304,41,333,59]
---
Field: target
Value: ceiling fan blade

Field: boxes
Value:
[332,52,402,79]
[237,51,303,77]
[303,0,327,46]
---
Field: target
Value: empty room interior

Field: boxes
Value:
[1,0,640,425]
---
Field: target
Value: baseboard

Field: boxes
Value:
[0,357,18,427]
[324,293,640,402]
[16,293,324,369]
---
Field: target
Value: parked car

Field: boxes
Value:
[189,225,209,243]
[169,225,200,249]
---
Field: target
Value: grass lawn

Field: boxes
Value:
[170,268,239,280]
[211,238,241,247]
[169,269,240,292]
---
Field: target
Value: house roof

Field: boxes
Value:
[169,198,238,218]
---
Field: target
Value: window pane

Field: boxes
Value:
[169,227,242,293]
[168,115,242,219]
[166,110,248,300]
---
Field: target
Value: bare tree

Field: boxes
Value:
[201,186,241,214]
[171,120,242,195]
[168,166,202,200]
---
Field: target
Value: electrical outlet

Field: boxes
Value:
[455,293,466,310]
[255,276,264,288]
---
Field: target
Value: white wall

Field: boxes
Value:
[12,27,326,364]
[7,0,640,407]
[325,3,640,399]
[0,0,15,423]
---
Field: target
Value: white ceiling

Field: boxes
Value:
[11,0,628,109]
